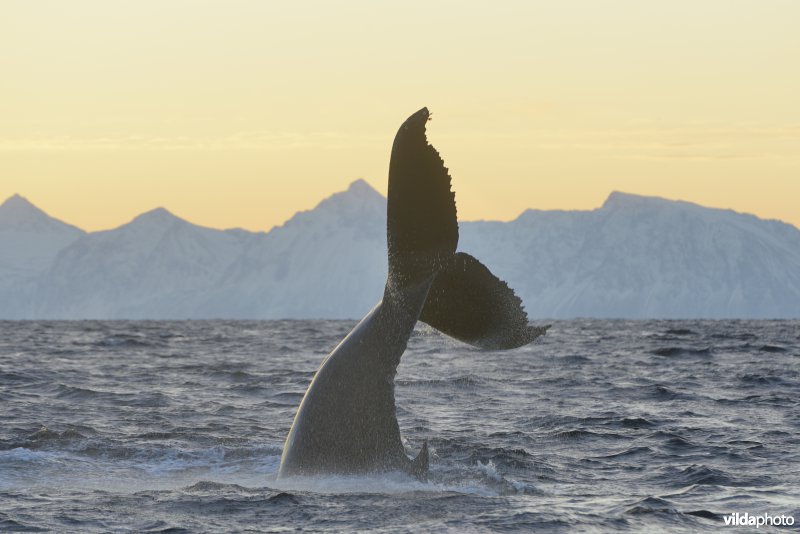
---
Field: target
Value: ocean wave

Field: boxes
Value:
[51,384,172,407]
[660,464,772,488]
[96,334,164,348]
[0,512,48,533]
[738,373,787,386]
[181,481,262,494]
[758,344,787,353]
[652,346,712,357]
[396,376,485,388]
[596,445,654,459]
[664,328,697,336]
[0,447,60,463]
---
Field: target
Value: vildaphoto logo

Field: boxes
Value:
[723,512,795,528]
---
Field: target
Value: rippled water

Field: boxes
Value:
[1,320,798,532]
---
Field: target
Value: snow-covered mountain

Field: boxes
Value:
[459,192,800,319]
[199,179,387,319]
[0,195,85,318]
[35,207,253,319]
[2,182,799,319]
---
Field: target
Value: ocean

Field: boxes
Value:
[1,319,798,532]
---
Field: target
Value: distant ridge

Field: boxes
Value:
[0,194,85,234]
[0,194,86,318]
[1,184,799,319]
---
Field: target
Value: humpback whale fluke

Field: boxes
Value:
[278,107,549,479]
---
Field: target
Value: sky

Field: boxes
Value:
[1,1,798,232]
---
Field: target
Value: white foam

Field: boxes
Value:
[0,447,55,463]
[274,470,500,497]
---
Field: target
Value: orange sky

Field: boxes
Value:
[1,1,798,231]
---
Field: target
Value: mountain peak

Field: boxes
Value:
[131,207,182,224]
[1,193,42,214]
[2,193,32,206]
[314,180,385,211]
[603,191,648,208]
[602,191,687,211]
[116,207,189,234]
[601,191,714,216]
[345,179,382,199]
[276,180,385,233]
[0,194,84,234]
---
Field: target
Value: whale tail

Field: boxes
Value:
[277,108,547,483]
[387,107,549,350]
[387,107,458,288]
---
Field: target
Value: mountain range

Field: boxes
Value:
[2,180,799,319]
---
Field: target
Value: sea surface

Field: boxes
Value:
[0,320,798,533]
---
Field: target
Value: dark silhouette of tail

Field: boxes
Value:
[420,253,550,349]
[386,107,549,350]
[387,107,458,287]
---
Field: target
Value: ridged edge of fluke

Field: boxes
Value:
[386,108,459,288]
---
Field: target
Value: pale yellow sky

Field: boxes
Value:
[1,1,798,231]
